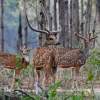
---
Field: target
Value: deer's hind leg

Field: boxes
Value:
[71,67,80,89]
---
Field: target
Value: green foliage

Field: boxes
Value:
[84,48,100,100]
[16,79,21,89]
[87,49,100,66]
[29,80,62,100]
[16,54,22,69]
[48,80,61,92]
[86,48,100,81]
[87,70,94,81]
[63,91,84,100]
[32,95,41,100]
[22,64,34,77]
[21,96,33,100]
[47,81,61,100]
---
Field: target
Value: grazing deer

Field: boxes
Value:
[0,50,29,90]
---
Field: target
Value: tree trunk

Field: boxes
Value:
[17,10,23,51]
[46,0,52,30]
[97,0,100,22]
[71,0,79,48]
[38,0,47,47]
[58,0,65,47]
[59,0,79,48]
[64,0,69,48]
[85,0,92,34]
[70,0,73,48]
[80,0,84,35]
[24,19,28,48]
[0,0,4,51]
[23,0,28,48]
[54,0,57,30]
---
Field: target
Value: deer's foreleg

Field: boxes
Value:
[71,67,80,89]
[43,65,54,87]
[71,67,79,89]
[34,69,41,95]
[75,66,80,80]
[50,67,56,84]
[43,69,49,87]
[36,70,40,83]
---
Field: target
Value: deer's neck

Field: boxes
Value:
[83,46,89,58]
[22,54,30,62]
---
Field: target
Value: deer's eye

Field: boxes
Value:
[47,38,53,40]
[49,38,53,40]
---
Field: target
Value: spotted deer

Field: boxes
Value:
[25,12,60,89]
[0,51,29,90]
[25,10,97,90]
[33,48,56,85]
[21,43,57,95]
[22,27,97,91]
[45,32,97,80]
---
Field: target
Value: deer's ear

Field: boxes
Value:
[27,48,32,51]
[74,32,77,35]
[19,47,22,51]
[74,32,79,36]
[54,32,57,36]
[56,42,61,45]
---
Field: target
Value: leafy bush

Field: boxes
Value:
[86,48,100,81]
[16,54,22,69]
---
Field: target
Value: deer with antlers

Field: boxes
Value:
[20,41,57,94]
[24,9,60,88]
[25,6,97,91]
[0,50,29,90]
[44,32,97,81]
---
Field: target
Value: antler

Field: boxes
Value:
[90,36,97,41]
[88,33,97,41]
[44,28,50,33]
[24,0,48,34]
[44,28,60,35]
[74,32,86,40]
[75,32,97,41]
[26,15,49,34]
[24,0,60,35]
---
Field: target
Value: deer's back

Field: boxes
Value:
[0,52,16,68]
[54,48,86,68]
[33,47,54,69]
[0,52,28,69]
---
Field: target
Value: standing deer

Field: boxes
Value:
[25,8,96,90]
[25,14,97,89]
[21,46,58,94]
[44,32,97,82]
[0,50,29,90]
[25,10,60,90]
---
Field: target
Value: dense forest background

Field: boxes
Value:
[0,0,100,53]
